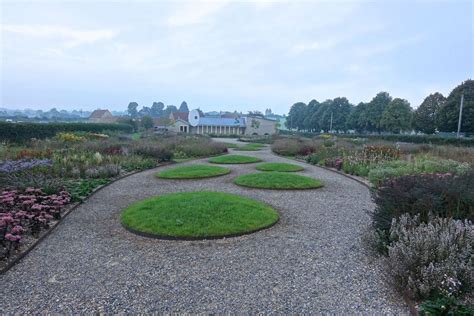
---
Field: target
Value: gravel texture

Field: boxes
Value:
[0,139,407,313]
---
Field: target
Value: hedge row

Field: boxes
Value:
[279,130,474,147]
[0,122,133,143]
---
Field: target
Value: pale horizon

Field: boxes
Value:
[1,0,473,114]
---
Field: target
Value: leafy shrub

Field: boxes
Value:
[386,214,473,300]
[119,155,156,171]
[56,132,85,142]
[16,149,53,159]
[368,158,470,185]
[65,179,110,202]
[419,296,474,315]
[362,145,400,163]
[131,142,173,161]
[371,171,474,233]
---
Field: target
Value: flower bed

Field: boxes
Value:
[0,188,71,261]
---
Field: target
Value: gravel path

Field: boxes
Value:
[0,141,407,313]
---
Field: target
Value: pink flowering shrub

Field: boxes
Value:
[0,188,70,259]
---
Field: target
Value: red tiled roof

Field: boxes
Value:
[89,109,111,119]
[171,111,189,122]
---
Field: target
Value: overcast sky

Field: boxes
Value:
[1,0,473,114]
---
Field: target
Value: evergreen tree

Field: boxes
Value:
[179,101,189,112]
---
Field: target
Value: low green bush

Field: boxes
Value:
[368,158,470,185]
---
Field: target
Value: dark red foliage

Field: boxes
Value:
[371,171,474,232]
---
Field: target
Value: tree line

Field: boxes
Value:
[285,79,473,134]
[127,101,190,119]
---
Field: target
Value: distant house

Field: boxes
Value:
[89,109,118,123]
[169,111,190,122]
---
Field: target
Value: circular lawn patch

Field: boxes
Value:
[209,155,262,164]
[121,191,279,239]
[256,162,304,172]
[234,172,323,190]
[156,164,231,179]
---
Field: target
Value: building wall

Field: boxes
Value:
[171,120,190,133]
[190,125,244,135]
[244,117,277,135]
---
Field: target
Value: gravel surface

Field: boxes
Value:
[0,140,407,313]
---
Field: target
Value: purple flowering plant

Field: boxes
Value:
[0,187,70,259]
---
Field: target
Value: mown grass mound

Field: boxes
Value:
[121,191,279,239]
[256,162,304,172]
[156,164,231,179]
[234,172,323,190]
[209,155,262,164]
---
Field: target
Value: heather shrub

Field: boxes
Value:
[272,138,316,156]
[131,142,173,161]
[175,138,227,157]
[368,158,470,185]
[372,171,474,233]
[386,214,473,300]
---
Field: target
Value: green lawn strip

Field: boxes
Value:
[156,164,231,179]
[209,155,262,164]
[233,172,323,189]
[121,191,279,238]
[256,162,304,172]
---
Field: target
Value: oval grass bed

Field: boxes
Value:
[234,143,266,151]
[234,172,323,190]
[256,162,304,172]
[209,155,262,164]
[156,164,231,179]
[121,192,279,239]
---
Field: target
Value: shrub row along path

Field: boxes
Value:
[0,139,407,313]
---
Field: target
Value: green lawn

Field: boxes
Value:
[234,172,323,189]
[234,143,266,151]
[256,162,304,172]
[121,191,279,239]
[209,155,262,164]
[156,164,231,179]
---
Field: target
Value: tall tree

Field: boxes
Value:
[366,92,392,132]
[139,106,151,117]
[302,99,320,131]
[317,98,353,132]
[179,101,189,112]
[128,102,139,118]
[346,102,368,132]
[285,102,307,130]
[413,92,446,134]
[150,102,165,117]
[163,105,178,118]
[437,80,474,133]
[380,98,413,133]
[313,100,332,132]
